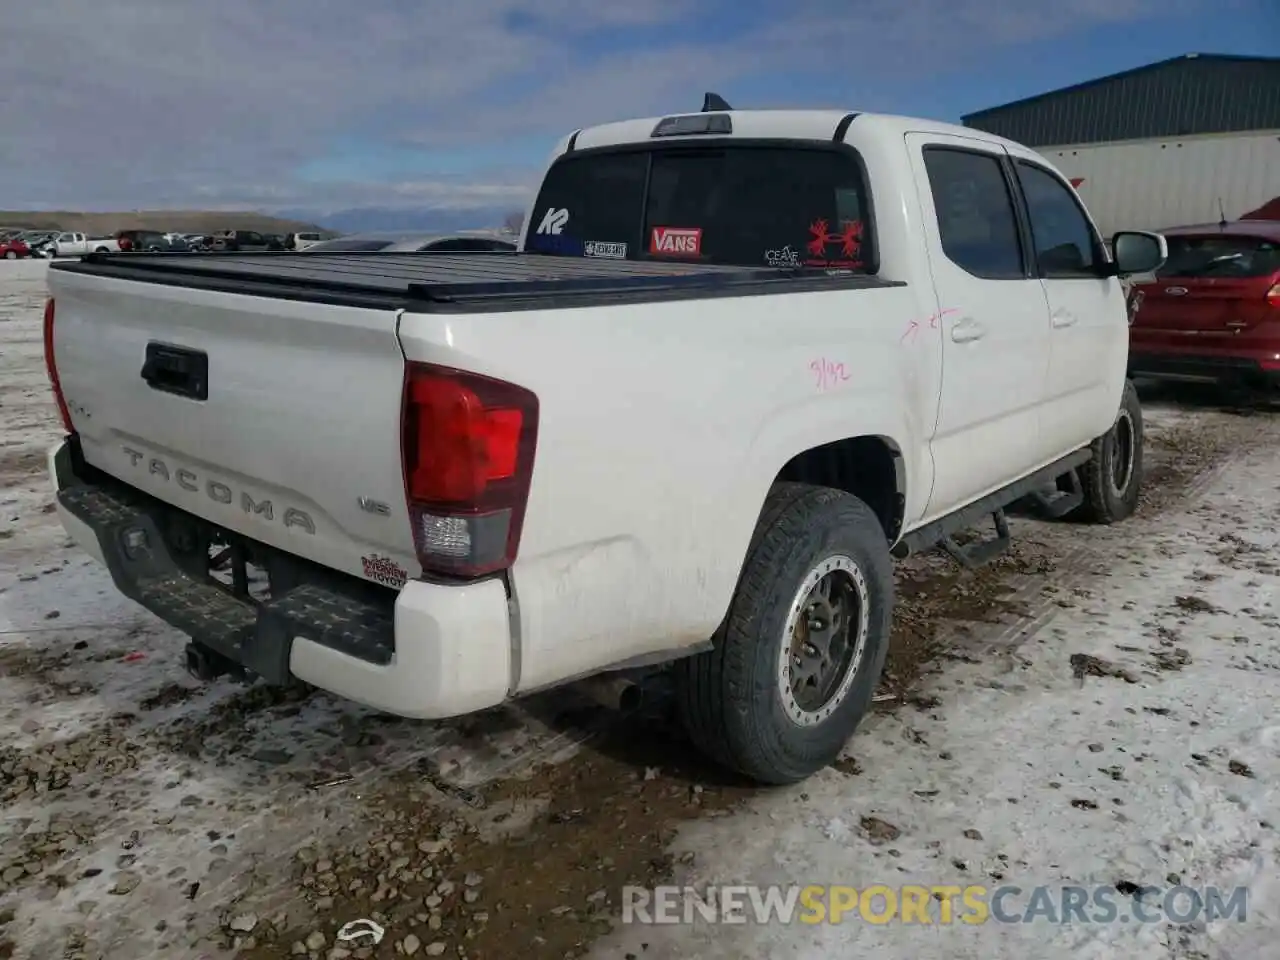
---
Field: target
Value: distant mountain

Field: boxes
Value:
[278,206,517,235]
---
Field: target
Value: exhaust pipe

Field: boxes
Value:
[576,674,644,713]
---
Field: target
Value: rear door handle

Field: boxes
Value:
[1051,310,1079,328]
[950,318,986,343]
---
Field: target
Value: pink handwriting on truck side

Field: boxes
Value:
[902,307,961,343]
[810,358,850,390]
[930,307,960,328]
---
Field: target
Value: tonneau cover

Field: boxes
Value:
[51,250,891,311]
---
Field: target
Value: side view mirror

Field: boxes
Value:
[1111,230,1167,277]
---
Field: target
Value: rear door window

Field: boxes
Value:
[526,145,871,270]
[922,147,1025,280]
[1158,235,1280,279]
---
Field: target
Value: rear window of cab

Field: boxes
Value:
[526,145,873,271]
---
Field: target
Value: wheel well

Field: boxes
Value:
[775,436,904,540]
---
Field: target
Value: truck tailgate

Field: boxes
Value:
[47,266,417,584]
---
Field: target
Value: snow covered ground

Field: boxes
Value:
[1,258,1277,960]
[599,436,1280,960]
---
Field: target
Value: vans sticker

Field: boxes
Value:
[584,240,628,259]
[650,226,702,257]
[536,207,570,235]
[804,218,864,268]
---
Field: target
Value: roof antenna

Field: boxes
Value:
[1216,196,1227,227]
[701,92,732,112]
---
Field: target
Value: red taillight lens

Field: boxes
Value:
[405,376,523,501]
[42,298,74,433]
[401,364,538,578]
[1266,283,1280,308]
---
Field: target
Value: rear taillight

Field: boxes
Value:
[401,363,538,578]
[1266,283,1280,308]
[42,298,73,433]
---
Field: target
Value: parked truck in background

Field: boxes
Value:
[49,232,120,257]
[42,105,1165,785]
[1042,129,1280,237]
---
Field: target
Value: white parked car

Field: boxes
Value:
[49,232,120,257]
[286,232,324,251]
[41,104,1164,785]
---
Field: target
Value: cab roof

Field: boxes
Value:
[561,109,1023,155]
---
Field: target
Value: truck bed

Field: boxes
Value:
[51,250,900,312]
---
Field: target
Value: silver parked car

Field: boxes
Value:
[302,231,517,253]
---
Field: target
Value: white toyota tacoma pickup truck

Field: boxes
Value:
[42,103,1166,784]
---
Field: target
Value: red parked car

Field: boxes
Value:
[0,237,30,259]
[1128,220,1280,392]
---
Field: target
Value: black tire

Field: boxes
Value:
[674,483,893,785]
[1076,379,1144,524]
[3,251,15,260]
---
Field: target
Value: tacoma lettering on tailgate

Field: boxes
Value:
[121,446,316,534]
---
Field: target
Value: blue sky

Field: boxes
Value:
[300,9,1276,188]
[3,0,1276,224]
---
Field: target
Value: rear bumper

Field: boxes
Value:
[48,438,512,719]
[1128,353,1280,390]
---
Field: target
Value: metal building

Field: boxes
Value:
[961,54,1280,235]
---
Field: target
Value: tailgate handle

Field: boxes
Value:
[141,343,209,401]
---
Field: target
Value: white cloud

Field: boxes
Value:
[0,0,1227,218]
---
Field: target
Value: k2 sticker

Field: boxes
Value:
[584,240,627,259]
[650,226,702,257]
[536,207,570,235]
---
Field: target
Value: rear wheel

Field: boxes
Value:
[1076,379,1143,524]
[3,251,15,260]
[675,483,893,785]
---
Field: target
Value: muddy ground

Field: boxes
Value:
[2,259,1277,959]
